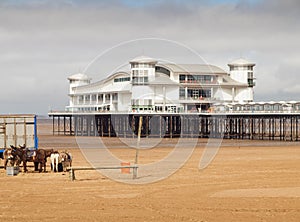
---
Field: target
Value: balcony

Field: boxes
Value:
[180,79,218,85]
[179,96,212,102]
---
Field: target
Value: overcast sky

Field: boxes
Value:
[0,0,299,115]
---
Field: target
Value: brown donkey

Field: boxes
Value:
[10,145,27,172]
[11,146,53,172]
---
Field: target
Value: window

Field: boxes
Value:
[187,88,211,99]
[133,77,148,84]
[84,95,90,104]
[114,77,130,82]
[112,93,118,101]
[248,72,253,79]
[230,66,239,71]
[132,70,148,85]
[182,75,214,84]
[156,66,170,76]
[192,89,199,98]
[204,75,212,82]
[166,106,176,113]
[131,63,154,68]
[247,72,254,87]
[98,94,103,102]
[155,106,163,112]
[179,75,186,83]
[179,88,185,98]
[131,99,139,106]
[131,99,152,106]
[230,66,252,71]
[187,75,194,82]
[145,99,152,106]
[131,63,138,68]
[132,70,148,76]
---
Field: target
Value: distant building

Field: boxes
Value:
[65,56,255,113]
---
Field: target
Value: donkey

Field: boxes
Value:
[60,151,72,171]
[18,145,54,172]
[3,147,15,169]
[10,145,28,172]
[50,151,60,172]
[33,148,54,172]
[10,145,52,172]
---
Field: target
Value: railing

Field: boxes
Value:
[66,165,138,181]
[49,108,300,115]
[179,96,212,101]
[180,80,218,84]
[51,101,300,115]
[213,110,300,114]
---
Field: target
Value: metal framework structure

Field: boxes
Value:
[0,114,38,149]
[49,113,300,141]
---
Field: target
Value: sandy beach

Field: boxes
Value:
[0,119,300,221]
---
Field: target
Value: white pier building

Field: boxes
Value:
[65,56,256,113]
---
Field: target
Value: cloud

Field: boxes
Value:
[0,0,299,114]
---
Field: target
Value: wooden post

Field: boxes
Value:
[108,115,111,137]
[70,168,75,181]
[69,116,72,135]
[296,117,299,141]
[52,116,55,136]
[58,116,60,135]
[133,166,137,179]
[23,117,27,146]
[14,117,17,147]
[3,118,7,148]
[63,116,66,136]
[135,116,143,164]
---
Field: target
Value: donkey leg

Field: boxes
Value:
[39,162,43,173]
[50,159,52,172]
[4,159,7,170]
[23,161,28,172]
[43,161,47,172]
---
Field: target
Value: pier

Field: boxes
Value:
[48,112,300,141]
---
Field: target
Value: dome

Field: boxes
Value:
[68,73,91,81]
[130,55,157,64]
[228,58,255,66]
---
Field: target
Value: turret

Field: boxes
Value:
[228,58,255,87]
[67,73,91,107]
[67,73,91,94]
[129,56,158,112]
[130,56,157,85]
[228,58,256,102]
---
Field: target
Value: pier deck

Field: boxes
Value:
[48,112,300,141]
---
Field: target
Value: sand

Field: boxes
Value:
[0,120,300,221]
